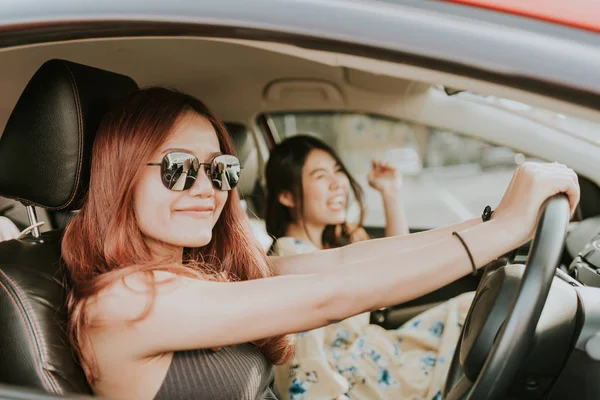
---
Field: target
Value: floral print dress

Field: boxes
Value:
[272,237,474,400]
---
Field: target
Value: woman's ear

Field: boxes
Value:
[278,191,295,208]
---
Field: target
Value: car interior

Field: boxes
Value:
[1,35,600,399]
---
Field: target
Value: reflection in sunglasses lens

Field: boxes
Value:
[161,152,241,191]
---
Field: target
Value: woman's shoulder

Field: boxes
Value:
[85,270,179,324]
[273,237,319,256]
[349,226,370,243]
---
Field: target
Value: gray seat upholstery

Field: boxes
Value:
[225,122,265,218]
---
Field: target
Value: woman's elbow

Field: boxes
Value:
[312,276,362,325]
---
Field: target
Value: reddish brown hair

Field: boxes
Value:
[62,87,294,381]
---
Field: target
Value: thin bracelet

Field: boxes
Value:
[452,231,478,276]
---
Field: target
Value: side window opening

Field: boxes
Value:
[264,112,539,229]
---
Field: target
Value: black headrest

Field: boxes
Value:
[0,60,139,396]
[0,59,138,211]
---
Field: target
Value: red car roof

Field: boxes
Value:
[445,0,600,34]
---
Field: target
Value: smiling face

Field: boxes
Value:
[298,148,350,228]
[133,111,228,250]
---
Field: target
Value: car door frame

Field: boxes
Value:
[1,0,600,398]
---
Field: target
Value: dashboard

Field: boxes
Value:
[565,215,600,287]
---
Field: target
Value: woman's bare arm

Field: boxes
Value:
[367,160,409,237]
[273,216,481,276]
[382,190,409,237]
[90,216,516,360]
[89,163,579,362]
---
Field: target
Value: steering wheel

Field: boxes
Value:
[442,194,571,400]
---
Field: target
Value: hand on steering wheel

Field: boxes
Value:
[493,162,579,243]
[442,194,571,400]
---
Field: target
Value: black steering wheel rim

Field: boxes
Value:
[443,194,571,400]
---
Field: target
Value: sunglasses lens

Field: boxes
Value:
[158,152,240,192]
[161,152,199,191]
[210,154,241,191]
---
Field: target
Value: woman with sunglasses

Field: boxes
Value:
[264,135,473,400]
[61,87,580,400]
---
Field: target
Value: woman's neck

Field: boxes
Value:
[146,237,184,263]
[285,221,325,249]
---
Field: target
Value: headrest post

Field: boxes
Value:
[26,205,41,238]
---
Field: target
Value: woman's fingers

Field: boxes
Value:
[559,173,580,216]
[538,164,579,215]
[537,164,580,216]
[371,159,397,176]
[496,162,580,240]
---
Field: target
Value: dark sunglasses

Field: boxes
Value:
[146,152,241,191]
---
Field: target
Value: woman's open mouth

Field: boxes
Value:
[326,196,346,212]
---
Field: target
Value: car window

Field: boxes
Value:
[265,112,540,229]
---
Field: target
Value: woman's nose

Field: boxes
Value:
[330,174,346,190]
[188,168,215,197]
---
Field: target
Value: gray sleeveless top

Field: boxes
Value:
[154,343,277,400]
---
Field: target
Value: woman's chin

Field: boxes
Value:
[323,212,347,226]
[171,233,213,248]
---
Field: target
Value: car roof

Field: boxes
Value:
[446,0,600,33]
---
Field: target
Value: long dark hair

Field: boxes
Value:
[265,134,365,250]
[62,87,294,381]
